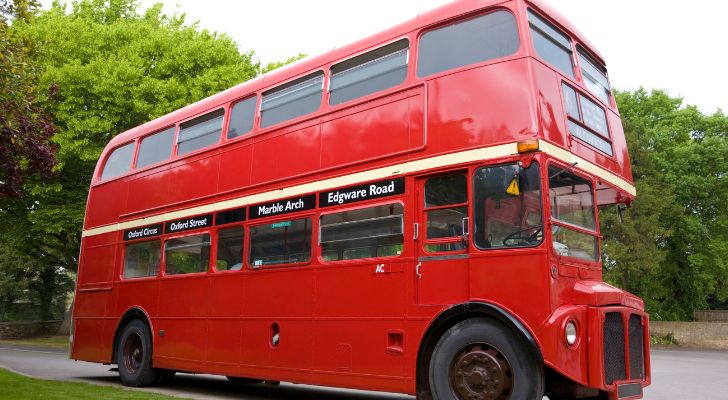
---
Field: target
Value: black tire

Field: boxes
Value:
[429,318,544,400]
[226,376,263,384]
[116,320,161,387]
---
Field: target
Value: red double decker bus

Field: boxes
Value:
[72,1,650,399]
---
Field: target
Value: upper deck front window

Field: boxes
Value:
[528,9,574,79]
[578,49,611,104]
[549,166,598,262]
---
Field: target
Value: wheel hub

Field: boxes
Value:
[450,344,512,400]
[123,333,143,374]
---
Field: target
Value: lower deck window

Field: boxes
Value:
[320,203,404,261]
[249,218,312,267]
[216,227,244,271]
[165,234,211,275]
[123,240,160,279]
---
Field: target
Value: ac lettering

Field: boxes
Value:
[374,264,386,274]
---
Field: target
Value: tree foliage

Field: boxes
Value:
[0,0,57,199]
[602,89,728,320]
[1,0,301,320]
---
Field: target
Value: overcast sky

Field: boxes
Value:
[51,0,728,114]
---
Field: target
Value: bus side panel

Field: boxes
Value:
[240,269,315,375]
[250,123,321,186]
[85,179,129,229]
[154,276,211,364]
[112,280,160,354]
[469,252,550,336]
[320,87,424,170]
[166,151,220,206]
[206,273,244,370]
[218,143,252,194]
[125,166,170,215]
[72,291,111,362]
[424,60,535,155]
[313,262,407,378]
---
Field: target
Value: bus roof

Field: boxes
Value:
[106,0,606,150]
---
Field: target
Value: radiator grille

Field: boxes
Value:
[629,314,645,379]
[603,312,626,384]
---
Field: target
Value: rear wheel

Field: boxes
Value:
[429,318,544,400]
[117,320,161,387]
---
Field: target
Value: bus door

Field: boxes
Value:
[415,172,470,305]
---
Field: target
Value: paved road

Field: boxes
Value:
[1,344,726,399]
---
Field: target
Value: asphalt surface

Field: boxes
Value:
[1,344,726,399]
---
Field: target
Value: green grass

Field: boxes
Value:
[0,368,186,400]
[0,335,70,349]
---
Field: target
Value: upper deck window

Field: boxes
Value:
[136,126,175,169]
[260,72,324,128]
[101,142,134,180]
[578,49,611,104]
[329,39,409,106]
[177,109,224,155]
[417,10,520,77]
[227,96,257,139]
[528,9,574,78]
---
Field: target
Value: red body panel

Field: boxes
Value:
[73,0,649,397]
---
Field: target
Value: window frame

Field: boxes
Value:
[259,71,325,129]
[416,8,522,79]
[226,95,259,141]
[318,200,406,264]
[328,38,410,107]
[121,238,162,280]
[100,140,136,182]
[247,215,315,270]
[471,161,544,251]
[175,108,226,157]
[421,172,470,255]
[212,224,246,273]
[547,160,601,264]
[576,46,612,105]
[162,231,213,277]
[527,8,576,79]
[562,82,613,156]
[135,125,177,171]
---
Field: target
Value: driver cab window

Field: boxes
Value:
[423,174,468,253]
[473,163,542,249]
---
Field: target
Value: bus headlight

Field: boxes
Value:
[565,321,578,346]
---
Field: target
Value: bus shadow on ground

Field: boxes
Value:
[83,374,414,400]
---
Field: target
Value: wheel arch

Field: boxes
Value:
[415,301,544,398]
[111,307,154,364]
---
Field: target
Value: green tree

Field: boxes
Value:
[1,0,57,199]
[2,0,302,320]
[602,89,728,320]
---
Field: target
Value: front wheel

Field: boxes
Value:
[117,320,162,387]
[429,318,544,400]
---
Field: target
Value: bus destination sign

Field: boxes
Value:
[249,194,316,220]
[123,223,163,241]
[165,214,213,234]
[319,178,405,207]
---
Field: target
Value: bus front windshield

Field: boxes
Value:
[548,166,598,262]
[473,163,543,249]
